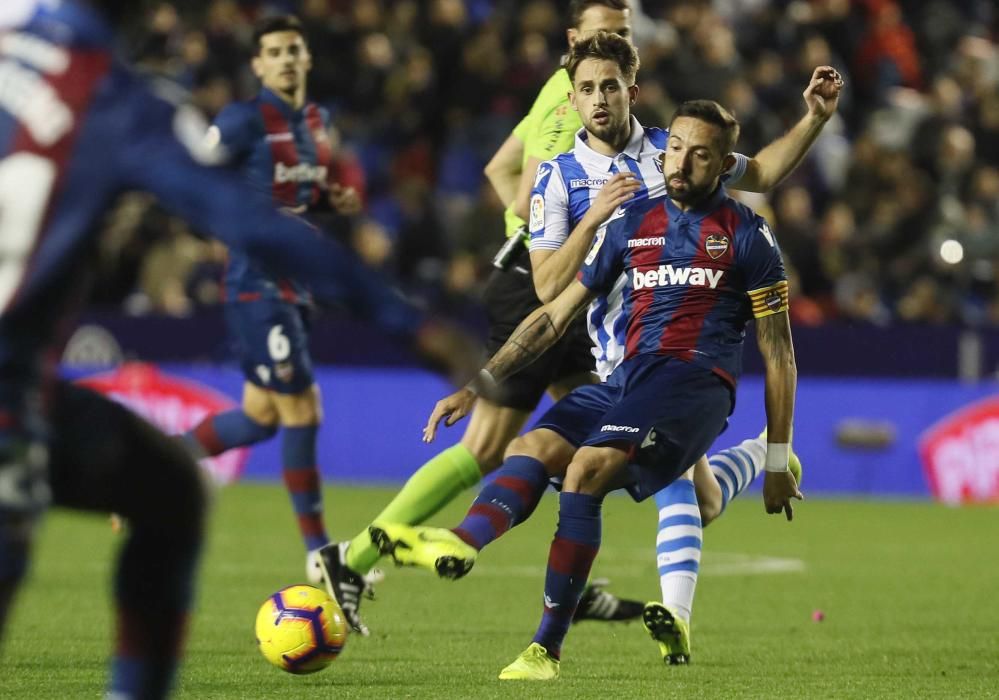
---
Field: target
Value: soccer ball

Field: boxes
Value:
[255,584,348,674]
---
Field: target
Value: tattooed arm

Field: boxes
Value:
[755,310,802,519]
[423,280,595,441]
[756,310,796,444]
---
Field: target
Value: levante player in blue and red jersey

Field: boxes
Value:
[0,1,470,696]
[371,100,803,680]
[180,17,377,629]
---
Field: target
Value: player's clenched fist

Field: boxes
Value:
[802,65,844,121]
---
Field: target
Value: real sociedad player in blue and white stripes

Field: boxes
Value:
[524,31,841,662]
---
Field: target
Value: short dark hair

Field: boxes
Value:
[252,15,305,55]
[565,30,639,84]
[669,100,741,154]
[568,0,629,28]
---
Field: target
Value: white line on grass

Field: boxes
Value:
[469,552,805,578]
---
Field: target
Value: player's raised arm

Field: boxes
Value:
[732,66,844,193]
[755,308,802,520]
[423,279,596,442]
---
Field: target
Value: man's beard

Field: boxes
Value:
[666,173,714,205]
[587,117,628,150]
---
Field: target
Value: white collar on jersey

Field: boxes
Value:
[572,115,650,171]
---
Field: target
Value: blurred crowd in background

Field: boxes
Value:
[95,0,999,327]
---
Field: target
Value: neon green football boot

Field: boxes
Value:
[498,643,560,680]
[643,602,691,665]
[368,522,477,579]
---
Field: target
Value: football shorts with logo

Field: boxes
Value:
[482,243,596,411]
[225,299,314,394]
[533,354,733,501]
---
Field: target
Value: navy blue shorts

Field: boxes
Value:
[224,300,314,394]
[533,355,733,501]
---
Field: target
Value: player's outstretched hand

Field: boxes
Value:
[424,387,477,442]
[763,470,803,521]
[803,66,844,121]
[584,172,641,227]
[329,183,362,215]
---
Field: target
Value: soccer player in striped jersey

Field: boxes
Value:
[0,2,469,695]
[180,16,369,610]
[374,99,801,680]
[527,32,840,662]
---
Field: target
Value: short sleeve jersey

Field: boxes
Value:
[528,116,748,379]
[210,88,334,304]
[504,68,580,237]
[578,187,789,387]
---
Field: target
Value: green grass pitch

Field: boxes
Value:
[3,483,997,699]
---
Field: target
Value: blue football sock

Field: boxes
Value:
[532,491,602,659]
[183,409,276,457]
[452,455,548,550]
[282,425,328,552]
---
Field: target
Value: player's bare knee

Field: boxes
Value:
[274,387,322,427]
[505,429,573,476]
[563,449,622,496]
[504,432,544,462]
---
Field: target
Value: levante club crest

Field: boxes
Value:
[705,233,729,259]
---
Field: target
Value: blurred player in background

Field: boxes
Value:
[181,16,368,593]
[321,0,644,637]
[375,99,801,680]
[0,1,470,696]
[525,32,840,662]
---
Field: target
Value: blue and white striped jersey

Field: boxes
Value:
[528,116,748,380]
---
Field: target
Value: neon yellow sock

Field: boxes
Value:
[345,444,481,574]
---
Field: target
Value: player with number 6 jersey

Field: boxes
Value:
[179,16,377,623]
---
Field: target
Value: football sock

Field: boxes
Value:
[710,437,766,515]
[532,492,602,659]
[653,478,701,622]
[182,409,276,458]
[282,425,328,551]
[109,521,202,699]
[346,444,481,574]
[452,455,549,550]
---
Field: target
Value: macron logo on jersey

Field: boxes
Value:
[633,265,724,290]
[627,236,665,248]
[569,178,608,189]
[274,162,327,184]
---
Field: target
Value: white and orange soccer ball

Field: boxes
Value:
[255,584,348,674]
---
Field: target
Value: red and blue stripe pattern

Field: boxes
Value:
[582,189,788,388]
[452,455,549,549]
